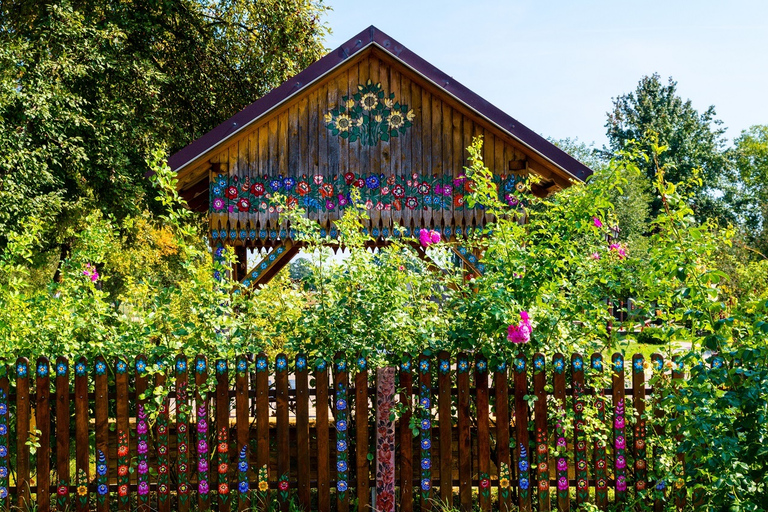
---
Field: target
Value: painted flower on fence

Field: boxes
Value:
[507,311,532,344]
[325,80,414,146]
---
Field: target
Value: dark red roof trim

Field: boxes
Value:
[169,26,592,182]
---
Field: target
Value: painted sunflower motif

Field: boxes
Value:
[387,112,405,129]
[335,114,352,132]
[360,92,378,111]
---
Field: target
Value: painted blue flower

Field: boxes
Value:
[656,480,666,491]
[116,360,127,373]
[270,179,282,191]
[654,359,663,372]
[257,359,267,371]
[0,425,6,436]
[423,195,432,205]
[136,360,147,373]
[217,176,227,188]
[337,480,348,492]
[196,359,207,373]
[316,359,327,371]
[676,361,684,371]
[277,357,289,371]
[176,360,187,373]
[573,358,583,371]
[239,481,249,493]
[0,404,6,415]
[296,357,306,370]
[0,488,8,499]
[519,478,529,490]
[337,460,347,472]
[357,357,367,370]
[336,399,347,411]
[497,361,507,371]
[592,359,603,371]
[53,362,66,376]
[0,447,6,457]
[421,478,431,491]
[419,360,429,372]
[420,397,430,410]
[95,361,106,375]
[336,360,347,372]
[713,358,723,369]
[519,459,528,472]
[401,360,411,372]
[217,360,227,373]
[554,359,565,372]
[421,439,431,450]
[337,420,347,432]
[515,358,526,372]
[365,175,380,189]
[421,419,431,430]
[75,362,86,376]
[237,360,247,372]
[477,360,487,371]
[458,360,468,372]
[614,358,624,372]
[37,363,48,377]
[213,186,222,195]
[0,467,6,478]
[238,461,249,473]
[98,484,108,495]
[634,359,644,372]
[97,463,107,476]
[283,177,296,189]
[421,458,431,470]
[16,363,27,378]
[337,440,347,451]
[439,360,450,373]
[534,357,544,370]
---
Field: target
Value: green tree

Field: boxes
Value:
[605,73,730,222]
[726,125,768,257]
[0,0,329,271]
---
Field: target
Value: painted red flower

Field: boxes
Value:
[344,172,355,185]
[405,197,418,210]
[480,478,490,489]
[320,183,334,198]
[250,183,265,196]
[226,186,239,199]
[219,463,228,474]
[57,486,68,496]
[118,465,128,476]
[218,442,228,453]
[279,480,289,491]
[297,181,310,196]
[118,485,128,497]
[237,198,250,212]
[219,483,229,494]
[354,178,365,188]
[286,196,298,209]
[392,184,405,198]
[453,195,465,208]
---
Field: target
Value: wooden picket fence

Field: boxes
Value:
[0,351,691,512]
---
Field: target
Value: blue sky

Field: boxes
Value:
[322,1,768,149]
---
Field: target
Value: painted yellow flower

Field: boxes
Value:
[384,98,394,108]
[259,480,269,492]
[406,109,415,121]
[360,92,378,111]
[387,112,405,129]
[499,477,510,488]
[356,118,364,126]
[77,485,88,496]
[345,99,355,109]
[675,479,684,489]
[335,114,352,132]
[323,112,333,124]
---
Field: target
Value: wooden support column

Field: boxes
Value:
[375,368,396,512]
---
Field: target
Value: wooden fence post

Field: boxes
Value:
[437,351,452,507]
[315,357,330,512]
[495,360,512,512]
[115,358,130,510]
[55,357,70,511]
[135,355,150,512]
[552,353,568,511]
[651,353,665,512]
[235,356,251,512]
[295,354,310,509]
[275,354,290,512]
[475,354,491,511]
[35,357,51,511]
[15,357,30,509]
[419,354,434,512]
[457,353,471,511]
[572,353,588,506]
[334,353,350,512]
[75,358,91,512]
[195,354,211,511]
[513,353,531,512]
[156,362,171,512]
[632,354,648,504]
[255,353,270,508]
[533,353,549,512]
[590,353,608,509]
[176,355,191,512]
[215,359,231,512]
[375,366,396,512]
[0,359,9,511]
[399,356,414,512]
[612,353,627,504]
[355,354,370,510]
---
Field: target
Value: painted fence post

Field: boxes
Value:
[375,366,396,512]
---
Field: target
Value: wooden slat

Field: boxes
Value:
[632,354,648,504]
[457,353,471,511]
[35,357,51,510]
[216,360,231,512]
[156,366,171,512]
[0,360,8,511]
[590,353,608,509]
[552,353,569,511]
[176,355,191,512]
[115,358,131,510]
[195,355,211,510]
[236,357,251,511]
[15,357,30,508]
[77,358,92,512]
[295,355,310,509]
[135,355,150,512]
[672,356,685,511]
[494,361,512,512]
[399,357,414,512]
[255,353,270,507]
[513,353,531,512]
[573,354,588,506]
[276,354,290,511]
[355,355,370,510]
[315,358,330,512]
[533,354,549,512]
[612,353,627,504]
[334,354,350,512]
[651,353,665,512]
[55,357,71,512]
[476,355,491,511]
[437,351,452,506]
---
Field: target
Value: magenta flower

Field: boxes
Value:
[558,477,568,491]
[199,480,209,494]
[593,217,603,228]
[212,198,225,210]
[138,482,149,495]
[591,252,600,260]
[609,243,627,259]
[615,416,625,429]
[557,458,567,471]
[137,422,147,435]
[616,455,626,469]
[138,461,148,474]
[82,264,99,282]
[617,476,627,492]
[615,436,626,450]
[419,229,441,248]
[557,436,566,448]
[507,310,532,344]
[199,459,208,472]
[137,441,148,454]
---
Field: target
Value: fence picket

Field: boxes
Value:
[457,352,471,511]
[115,358,131,510]
[235,356,251,512]
[419,354,434,512]
[216,359,231,512]
[75,358,91,512]
[195,355,211,511]
[15,357,30,509]
[35,357,51,511]
[176,355,191,512]
[632,354,647,503]
[672,356,685,511]
[437,351,452,506]
[255,353,270,507]
[476,354,491,511]
[513,353,531,512]
[135,355,150,512]
[55,357,70,511]
[612,353,627,504]
[591,353,608,509]
[276,354,290,511]
[295,354,310,509]
[533,353,549,512]
[94,356,110,512]
[355,354,370,510]
[651,353,665,512]
[573,353,588,506]
[399,356,414,512]
[156,366,171,512]
[552,353,568,511]
[0,360,7,510]
[494,361,512,512]
[334,354,350,512]
[316,358,331,512]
